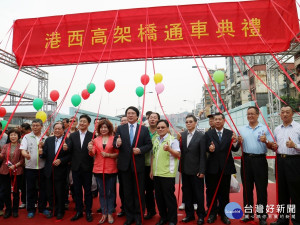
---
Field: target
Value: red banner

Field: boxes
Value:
[13,0,299,66]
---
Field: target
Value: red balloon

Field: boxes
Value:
[0,107,6,117]
[50,90,59,102]
[104,79,116,93]
[81,89,90,100]
[141,74,150,85]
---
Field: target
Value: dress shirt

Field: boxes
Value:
[215,128,224,140]
[239,123,272,154]
[79,130,87,148]
[128,122,137,138]
[187,129,196,147]
[55,136,63,154]
[274,120,300,155]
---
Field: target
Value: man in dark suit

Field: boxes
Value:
[113,106,153,225]
[39,122,70,220]
[67,114,94,222]
[204,113,239,224]
[180,114,206,225]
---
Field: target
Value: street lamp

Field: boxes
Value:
[183,99,196,116]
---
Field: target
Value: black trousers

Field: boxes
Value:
[144,166,156,214]
[154,176,177,224]
[72,169,93,214]
[0,174,22,213]
[206,172,231,217]
[120,169,145,222]
[241,154,268,219]
[46,172,67,215]
[20,172,26,204]
[276,155,300,224]
[182,173,205,218]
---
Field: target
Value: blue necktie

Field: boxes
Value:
[130,124,134,145]
[217,131,222,142]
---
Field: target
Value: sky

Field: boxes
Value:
[0,0,245,117]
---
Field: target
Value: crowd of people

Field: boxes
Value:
[0,105,299,225]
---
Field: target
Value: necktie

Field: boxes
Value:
[217,131,222,142]
[55,138,58,154]
[130,124,134,145]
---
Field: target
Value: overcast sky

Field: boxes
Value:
[0,0,247,117]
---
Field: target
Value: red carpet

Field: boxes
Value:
[0,184,278,225]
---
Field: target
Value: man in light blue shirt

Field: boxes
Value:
[238,106,273,225]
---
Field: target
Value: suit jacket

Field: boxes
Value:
[179,130,206,175]
[41,135,70,179]
[205,128,240,175]
[68,130,94,172]
[113,123,152,172]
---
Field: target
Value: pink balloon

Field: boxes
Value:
[81,89,90,100]
[155,83,165,95]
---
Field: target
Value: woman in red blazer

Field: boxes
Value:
[88,119,118,224]
[0,128,24,218]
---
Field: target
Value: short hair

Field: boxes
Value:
[125,106,139,117]
[157,119,169,128]
[7,128,21,141]
[186,114,197,122]
[207,114,214,119]
[214,113,225,119]
[120,115,127,121]
[146,111,152,117]
[79,114,91,124]
[53,122,65,130]
[281,105,293,111]
[62,118,69,123]
[32,119,43,126]
[150,112,160,120]
[247,106,259,114]
[70,117,78,122]
[97,119,114,136]
[21,123,31,130]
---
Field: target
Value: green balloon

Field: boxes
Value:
[135,86,144,97]
[71,94,82,107]
[87,83,96,94]
[33,98,44,111]
[1,120,8,128]
[213,70,225,84]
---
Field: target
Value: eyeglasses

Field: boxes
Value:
[185,121,194,124]
[157,126,167,129]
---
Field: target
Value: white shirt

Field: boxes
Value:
[55,136,63,154]
[79,130,87,148]
[187,129,196,147]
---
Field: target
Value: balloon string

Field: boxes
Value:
[89,11,119,84]
[0,24,13,46]
[238,1,300,94]
[3,27,13,52]
[0,20,36,107]
[92,93,104,140]
[0,79,32,140]
[177,5,236,132]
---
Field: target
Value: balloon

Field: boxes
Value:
[50,90,59,102]
[0,107,6,117]
[36,111,47,123]
[213,70,225,84]
[81,89,90,100]
[136,86,144,97]
[141,74,150,85]
[155,83,165,95]
[33,98,44,111]
[87,83,96,94]
[0,120,8,128]
[71,94,81,107]
[154,73,163,84]
[104,79,116,93]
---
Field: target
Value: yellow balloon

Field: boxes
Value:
[36,111,47,123]
[154,73,163,84]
